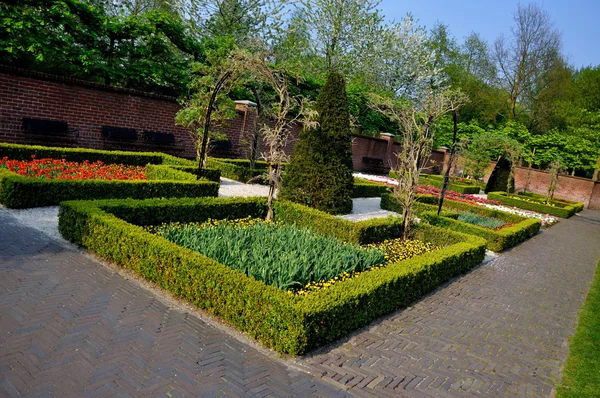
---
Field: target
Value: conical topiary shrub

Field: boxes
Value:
[280,72,354,214]
[485,156,514,193]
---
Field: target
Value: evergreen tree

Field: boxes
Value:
[280,72,354,214]
[485,156,514,193]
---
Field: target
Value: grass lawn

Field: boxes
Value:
[557,259,600,397]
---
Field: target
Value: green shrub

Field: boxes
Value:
[517,191,584,212]
[145,164,197,181]
[58,196,486,355]
[160,165,221,182]
[0,168,218,208]
[457,212,505,229]
[281,72,354,214]
[0,142,188,166]
[381,192,541,252]
[488,191,576,218]
[352,178,391,198]
[485,156,514,193]
[206,158,266,182]
[156,220,384,291]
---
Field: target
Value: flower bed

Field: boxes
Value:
[0,144,219,208]
[481,204,559,227]
[1,157,147,181]
[381,192,541,252]
[516,191,584,213]
[58,196,486,355]
[151,217,385,291]
[488,191,577,218]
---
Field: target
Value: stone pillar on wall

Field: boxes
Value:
[380,133,395,170]
[437,147,450,174]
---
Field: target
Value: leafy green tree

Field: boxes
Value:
[281,72,354,214]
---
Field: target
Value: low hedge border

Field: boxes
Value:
[0,168,219,208]
[419,174,481,194]
[0,142,195,166]
[206,158,267,182]
[163,165,221,182]
[517,191,584,213]
[389,170,481,194]
[381,192,541,252]
[352,178,391,198]
[58,196,486,355]
[488,191,576,218]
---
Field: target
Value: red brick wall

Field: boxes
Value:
[590,183,600,210]
[482,161,598,208]
[351,133,446,174]
[0,71,197,158]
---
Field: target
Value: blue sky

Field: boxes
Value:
[379,0,600,69]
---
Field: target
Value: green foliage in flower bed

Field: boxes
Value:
[58,196,486,355]
[0,167,219,208]
[457,212,505,229]
[154,218,384,291]
[381,192,541,252]
[517,191,584,213]
[352,178,391,198]
[488,191,577,218]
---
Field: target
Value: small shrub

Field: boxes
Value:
[457,211,505,229]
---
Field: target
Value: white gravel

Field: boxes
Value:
[338,197,400,222]
[218,178,270,198]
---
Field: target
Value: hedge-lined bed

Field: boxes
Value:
[0,143,220,208]
[0,167,219,208]
[388,170,481,194]
[488,191,578,218]
[381,192,541,252]
[418,174,481,194]
[516,191,584,213]
[58,196,486,355]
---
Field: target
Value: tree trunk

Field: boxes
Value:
[438,111,458,216]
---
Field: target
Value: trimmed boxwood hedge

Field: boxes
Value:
[157,165,221,182]
[0,168,219,208]
[488,191,577,218]
[0,142,195,166]
[418,174,481,194]
[206,158,267,182]
[517,191,584,213]
[58,196,486,355]
[352,178,391,198]
[381,192,541,252]
[389,170,481,194]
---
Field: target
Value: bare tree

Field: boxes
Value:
[370,88,468,238]
[238,52,317,220]
[546,158,564,203]
[494,3,561,119]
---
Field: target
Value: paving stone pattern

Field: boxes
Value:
[0,211,348,398]
[301,210,600,397]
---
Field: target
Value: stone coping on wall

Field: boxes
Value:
[0,64,179,102]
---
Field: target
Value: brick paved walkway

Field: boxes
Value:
[300,210,600,397]
[0,210,347,397]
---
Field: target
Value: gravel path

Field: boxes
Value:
[338,198,399,222]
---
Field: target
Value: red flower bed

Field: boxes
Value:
[417,185,502,206]
[0,156,147,181]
